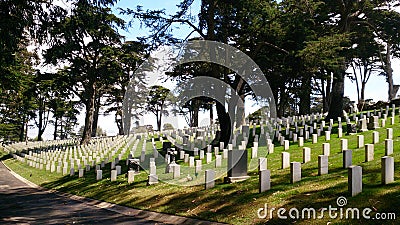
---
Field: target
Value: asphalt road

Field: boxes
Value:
[0,162,221,225]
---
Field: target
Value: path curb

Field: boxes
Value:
[1,160,226,225]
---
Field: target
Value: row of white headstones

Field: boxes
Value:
[258,109,397,196]
[9,135,143,180]
[5,107,397,194]
[158,108,396,192]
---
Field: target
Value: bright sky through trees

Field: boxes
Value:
[28,0,400,140]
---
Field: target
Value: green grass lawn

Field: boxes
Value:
[2,118,400,224]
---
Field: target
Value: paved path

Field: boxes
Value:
[0,162,223,225]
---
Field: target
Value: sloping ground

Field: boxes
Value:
[1,120,399,225]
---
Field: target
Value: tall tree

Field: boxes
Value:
[146,85,171,131]
[319,0,400,119]
[0,40,38,142]
[370,2,400,100]
[347,29,381,110]
[104,41,148,135]
[45,0,124,144]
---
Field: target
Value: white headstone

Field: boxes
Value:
[215,155,222,168]
[205,170,215,190]
[195,160,202,173]
[281,152,290,169]
[312,134,318,144]
[284,140,289,150]
[343,150,352,168]
[325,131,331,141]
[385,139,393,156]
[173,164,180,179]
[381,156,394,184]
[357,135,364,148]
[206,153,212,164]
[268,143,274,154]
[259,169,271,193]
[322,143,330,156]
[200,150,204,159]
[338,128,343,138]
[348,165,362,196]
[365,144,374,162]
[251,147,258,159]
[298,137,304,147]
[128,170,135,183]
[303,147,311,163]
[290,162,301,183]
[223,149,228,159]
[96,170,102,180]
[111,170,117,181]
[318,155,329,175]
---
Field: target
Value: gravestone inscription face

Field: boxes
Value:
[318,155,328,175]
[343,150,353,169]
[290,162,301,183]
[128,170,135,184]
[227,150,248,178]
[385,139,393,156]
[303,147,311,163]
[259,169,271,193]
[258,157,267,171]
[348,166,362,196]
[205,170,215,190]
[381,156,394,184]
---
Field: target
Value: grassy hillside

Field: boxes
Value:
[2,118,399,224]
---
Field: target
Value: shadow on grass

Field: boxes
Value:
[0,154,12,161]
[5,127,400,225]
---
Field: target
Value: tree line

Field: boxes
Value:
[1,0,399,145]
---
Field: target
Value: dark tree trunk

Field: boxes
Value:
[25,121,28,143]
[299,74,311,115]
[81,83,96,145]
[361,82,366,102]
[156,110,162,131]
[53,116,58,140]
[37,108,44,141]
[215,101,231,146]
[321,79,326,112]
[277,86,286,117]
[192,99,199,127]
[19,115,25,142]
[209,102,213,126]
[326,71,344,120]
[116,109,124,135]
[91,95,100,137]
[235,94,245,126]
[60,118,64,139]
[324,74,332,113]
[386,43,395,100]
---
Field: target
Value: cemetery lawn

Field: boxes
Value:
[2,121,400,224]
